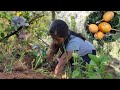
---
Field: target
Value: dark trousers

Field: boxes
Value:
[69,50,96,71]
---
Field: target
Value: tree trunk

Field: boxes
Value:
[52,11,55,21]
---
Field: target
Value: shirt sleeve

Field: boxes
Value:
[66,41,79,51]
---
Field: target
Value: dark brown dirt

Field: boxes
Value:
[22,53,34,69]
[0,60,61,79]
[0,61,53,79]
[0,71,50,79]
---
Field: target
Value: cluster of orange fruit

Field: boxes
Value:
[88,11,114,40]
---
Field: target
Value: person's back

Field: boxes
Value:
[66,35,96,56]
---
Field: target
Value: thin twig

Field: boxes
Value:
[36,35,50,46]
[111,29,120,32]
[29,14,44,24]
[0,26,23,42]
[96,19,103,24]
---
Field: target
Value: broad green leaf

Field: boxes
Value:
[112,33,120,41]
[72,70,80,78]
[109,14,119,28]
[88,54,100,66]
[87,64,97,72]
[34,56,41,69]
[73,62,78,65]
[99,55,107,65]
[33,51,38,57]
[99,54,111,66]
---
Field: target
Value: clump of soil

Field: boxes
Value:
[13,61,28,71]
[0,60,62,79]
[0,60,53,79]
[22,53,34,69]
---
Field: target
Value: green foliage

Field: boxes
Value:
[86,11,103,24]
[72,70,80,78]
[109,13,120,29]
[0,33,5,38]
[0,11,14,20]
[0,11,51,73]
[31,46,48,69]
[66,51,85,79]
[112,33,120,41]
[34,56,41,69]
[19,51,26,61]
[87,53,112,79]
[65,50,113,79]
[70,16,76,31]
[0,11,119,79]
[21,11,31,20]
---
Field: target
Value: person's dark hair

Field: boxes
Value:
[49,19,69,38]
[49,19,86,41]
[69,30,86,41]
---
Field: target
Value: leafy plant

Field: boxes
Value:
[65,51,85,79]
[70,16,76,32]
[65,49,113,79]
[87,53,112,79]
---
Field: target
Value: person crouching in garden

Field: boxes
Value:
[46,19,96,76]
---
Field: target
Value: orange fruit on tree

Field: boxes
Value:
[94,31,105,40]
[98,22,112,33]
[103,11,114,22]
[88,24,98,33]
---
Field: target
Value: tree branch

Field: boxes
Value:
[0,14,45,42]
[38,36,50,47]
[0,26,23,42]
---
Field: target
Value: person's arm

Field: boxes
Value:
[46,42,59,62]
[54,40,80,75]
[54,51,73,75]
